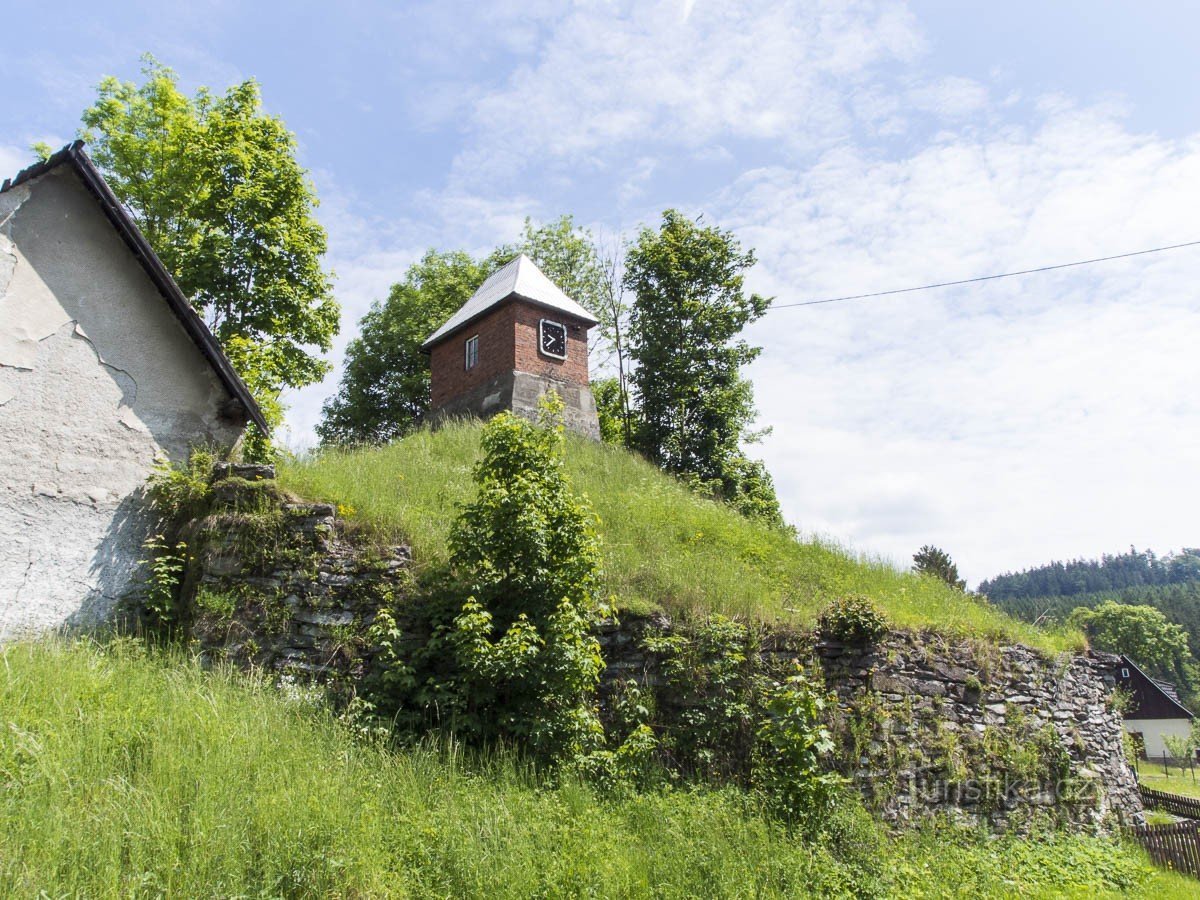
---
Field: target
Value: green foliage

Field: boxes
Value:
[817,595,889,644]
[145,447,216,527]
[1163,733,1195,771]
[138,535,188,627]
[591,375,629,445]
[280,422,1085,653]
[371,396,607,764]
[0,639,1175,898]
[80,56,338,431]
[753,665,843,828]
[912,545,966,591]
[319,250,496,444]
[319,216,607,445]
[644,616,759,779]
[624,209,779,523]
[1068,601,1197,696]
[981,545,1200,601]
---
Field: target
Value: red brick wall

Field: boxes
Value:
[512,303,590,385]
[429,304,516,409]
[429,300,591,410]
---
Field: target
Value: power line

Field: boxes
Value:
[768,239,1200,311]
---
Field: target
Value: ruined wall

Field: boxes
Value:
[0,168,243,639]
[177,465,410,688]
[598,620,1143,830]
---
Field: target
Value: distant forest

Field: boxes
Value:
[979,547,1200,601]
[983,548,1200,668]
[995,581,1200,659]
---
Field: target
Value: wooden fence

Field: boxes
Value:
[1140,785,1200,820]
[1130,819,1200,879]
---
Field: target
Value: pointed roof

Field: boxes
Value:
[1,142,267,431]
[421,253,599,350]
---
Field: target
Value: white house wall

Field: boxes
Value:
[0,168,242,639]
[1125,717,1193,759]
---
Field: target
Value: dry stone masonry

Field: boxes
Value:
[597,618,1143,831]
[178,464,410,692]
[169,468,1143,831]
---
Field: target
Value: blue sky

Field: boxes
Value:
[3,0,1199,584]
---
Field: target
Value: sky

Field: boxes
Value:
[2,0,1198,586]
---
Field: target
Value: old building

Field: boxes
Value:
[422,254,600,438]
[0,142,264,639]
[1110,654,1196,759]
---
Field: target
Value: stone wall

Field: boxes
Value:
[175,465,410,692]
[597,617,1143,830]
[170,470,1142,831]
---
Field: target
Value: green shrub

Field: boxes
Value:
[136,534,188,628]
[644,615,758,779]
[145,446,216,526]
[752,664,843,828]
[817,595,888,644]
[372,395,607,765]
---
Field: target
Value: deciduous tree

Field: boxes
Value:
[623,209,780,523]
[80,57,338,432]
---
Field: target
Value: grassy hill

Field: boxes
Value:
[1,638,1184,898]
[280,422,1081,653]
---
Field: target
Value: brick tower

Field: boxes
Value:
[421,254,601,438]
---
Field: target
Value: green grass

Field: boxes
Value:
[279,422,1083,653]
[0,638,1181,898]
[1139,766,1200,799]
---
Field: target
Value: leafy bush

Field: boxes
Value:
[137,534,188,628]
[817,595,888,644]
[644,615,758,779]
[753,664,843,828]
[371,395,607,765]
[145,446,216,526]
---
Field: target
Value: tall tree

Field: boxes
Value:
[318,251,492,445]
[912,545,966,590]
[80,57,339,431]
[623,209,779,522]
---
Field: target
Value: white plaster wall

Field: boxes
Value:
[1125,717,1193,759]
[0,168,243,639]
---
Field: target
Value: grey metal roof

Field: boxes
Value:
[421,253,599,350]
[1,142,268,431]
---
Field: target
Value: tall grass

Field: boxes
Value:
[280,423,1082,653]
[0,639,1177,898]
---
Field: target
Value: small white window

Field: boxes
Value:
[465,334,479,370]
[1121,668,1130,679]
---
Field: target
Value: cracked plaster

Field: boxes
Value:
[1,167,244,639]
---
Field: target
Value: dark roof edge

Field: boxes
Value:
[1121,654,1195,720]
[420,290,598,353]
[2,142,269,432]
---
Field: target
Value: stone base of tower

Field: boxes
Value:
[428,370,601,440]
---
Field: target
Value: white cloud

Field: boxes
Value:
[449,0,923,188]
[719,106,1200,583]
[0,146,29,180]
